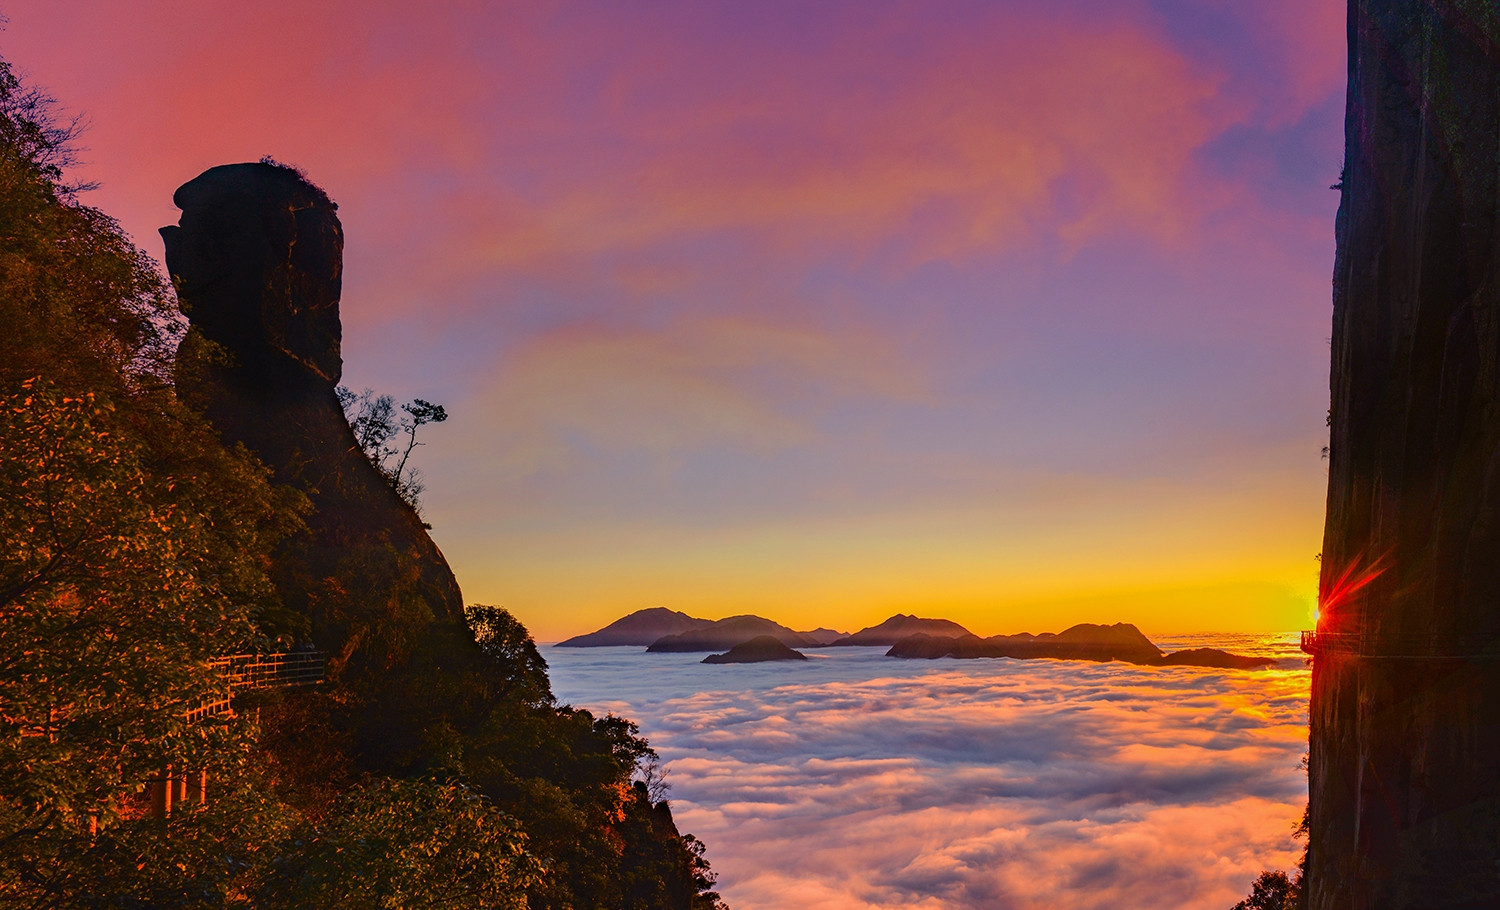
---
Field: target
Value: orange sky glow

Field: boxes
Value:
[2,0,1344,640]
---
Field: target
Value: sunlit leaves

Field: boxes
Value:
[0,380,256,836]
[465,604,554,708]
[258,777,541,909]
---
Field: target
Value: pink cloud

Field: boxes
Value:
[5,1,1303,316]
[432,10,1244,277]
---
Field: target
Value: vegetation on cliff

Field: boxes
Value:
[0,57,723,909]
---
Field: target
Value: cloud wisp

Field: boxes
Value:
[548,637,1309,910]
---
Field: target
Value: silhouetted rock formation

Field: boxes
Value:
[1306,5,1500,907]
[887,625,1270,669]
[827,614,972,646]
[646,614,815,652]
[1154,648,1273,670]
[555,608,711,647]
[702,635,809,664]
[885,632,989,659]
[799,627,849,645]
[164,162,472,768]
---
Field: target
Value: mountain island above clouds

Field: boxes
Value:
[646,615,844,652]
[554,607,712,647]
[701,636,810,664]
[823,613,972,646]
[558,610,1274,669]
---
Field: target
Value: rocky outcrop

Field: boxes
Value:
[1307,5,1500,907]
[702,635,809,664]
[556,607,712,647]
[826,614,972,646]
[164,162,472,767]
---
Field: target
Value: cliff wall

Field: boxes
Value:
[1308,3,1500,906]
[163,162,478,768]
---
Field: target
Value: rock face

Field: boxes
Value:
[1307,5,1500,907]
[646,615,815,652]
[828,614,972,646]
[556,608,712,647]
[164,163,472,765]
[701,635,809,664]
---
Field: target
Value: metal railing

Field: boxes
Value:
[187,650,325,721]
[211,651,325,690]
[1301,630,1500,660]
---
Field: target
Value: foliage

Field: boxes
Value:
[0,52,723,910]
[335,385,447,514]
[2,770,300,909]
[0,382,265,842]
[4,770,541,910]
[258,777,541,909]
[1231,869,1301,910]
[466,605,554,707]
[0,54,295,902]
[0,62,176,391]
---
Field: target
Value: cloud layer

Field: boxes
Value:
[548,635,1309,909]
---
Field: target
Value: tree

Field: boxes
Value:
[336,386,447,514]
[1231,870,1300,910]
[0,55,301,900]
[466,604,554,707]
[0,376,306,889]
[0,61,178,393]
[256,777,541,909]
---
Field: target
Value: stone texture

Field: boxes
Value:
[1308,4,1500,906]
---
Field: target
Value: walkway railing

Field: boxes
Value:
[159,649,326,814]
[212,651,326,690]
[186,650,325,722]
[1301,630,1500,660]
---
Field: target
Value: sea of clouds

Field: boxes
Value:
[545,634,1309,910]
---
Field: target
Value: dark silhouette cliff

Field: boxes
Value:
[160,164,729,908]
[163,162,477,766]
[1307,4,1500,907]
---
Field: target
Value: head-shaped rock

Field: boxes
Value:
[162,162,344,387]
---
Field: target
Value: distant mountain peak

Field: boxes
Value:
[556,608,712,647]
[647,615,815,652]
[829,614,973,647]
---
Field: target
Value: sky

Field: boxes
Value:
[1,0,1346,641]
[547,635,1310,909]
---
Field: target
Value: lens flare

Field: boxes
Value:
[1317,552,1388,629]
